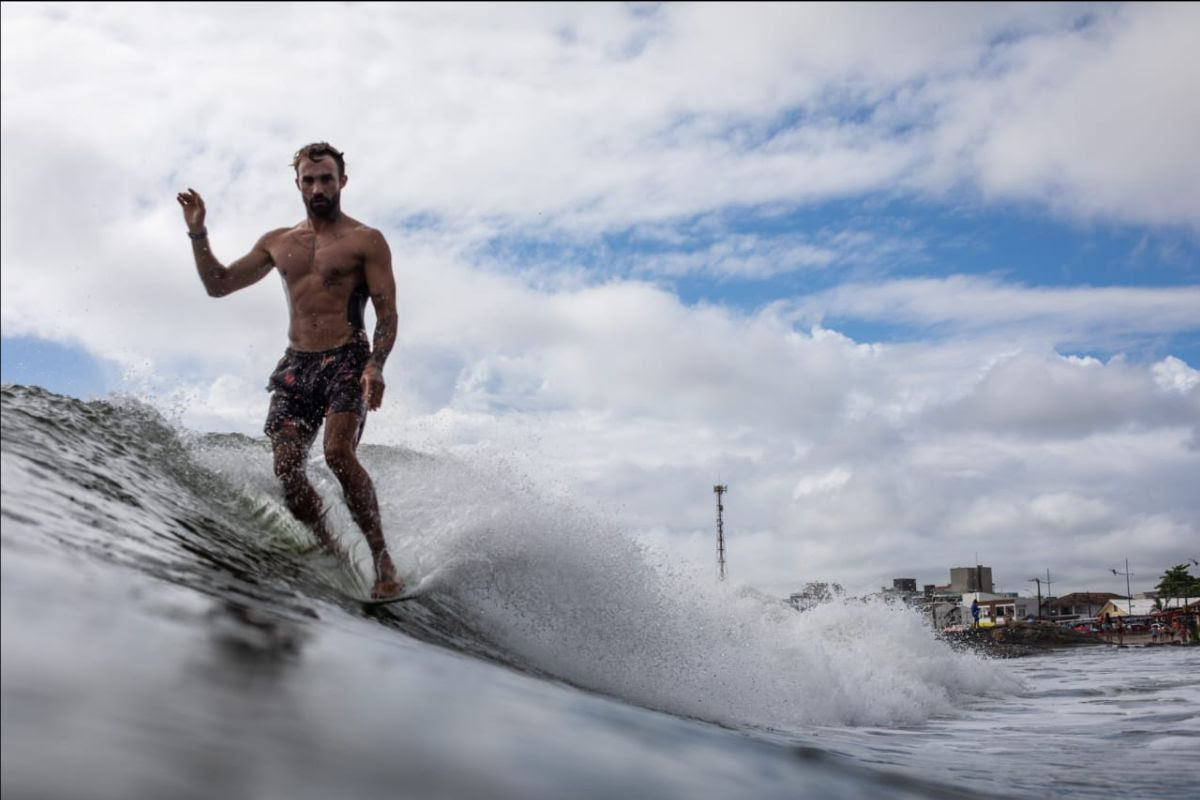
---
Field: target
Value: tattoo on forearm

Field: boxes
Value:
[370,313,396,370]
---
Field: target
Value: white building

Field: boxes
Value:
[1097,597,1194,618]
[962,592,1035,626]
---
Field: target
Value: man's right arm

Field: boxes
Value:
[177,187,275,297]
[190,231,276,297]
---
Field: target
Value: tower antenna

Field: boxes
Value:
[714,484,728,581]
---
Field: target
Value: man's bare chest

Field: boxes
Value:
[271,231,365,287]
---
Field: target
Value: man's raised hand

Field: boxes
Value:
[176,188,206,233]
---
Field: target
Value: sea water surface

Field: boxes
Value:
[2,385,1197,799]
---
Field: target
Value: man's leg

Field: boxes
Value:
[323,411,401,597]
[272,425,340,554]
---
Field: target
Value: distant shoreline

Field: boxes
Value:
[941,624,1197,658]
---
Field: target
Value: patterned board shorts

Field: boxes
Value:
[264,335,369,441]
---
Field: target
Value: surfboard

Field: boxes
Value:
[341,570,443,608]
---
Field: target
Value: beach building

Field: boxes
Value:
[916,565,998,601]
[878,578,920,603]
[947,566,993,594]
[960,592,1035,626]
[1096,597,1197,619]
[1048,592,1124,621]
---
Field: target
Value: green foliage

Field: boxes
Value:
[1156,564,1200,599]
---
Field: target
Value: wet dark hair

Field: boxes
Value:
[292,142,346,177]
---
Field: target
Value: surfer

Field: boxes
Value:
[177,142,403,599]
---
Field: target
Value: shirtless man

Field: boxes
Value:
[177,142,402,598]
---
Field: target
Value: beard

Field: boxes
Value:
[306,192,340,219]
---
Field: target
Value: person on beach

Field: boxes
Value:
[178,142,403,599]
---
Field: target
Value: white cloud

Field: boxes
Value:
[3,3,1196,256]
[929,351,1200,438]
[1030,493,1113,529]
[1153,356,1200,394]
[795,276,1200,351]
[793,467,854,499]
[970,4,1200,225]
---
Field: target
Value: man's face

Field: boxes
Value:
[295,156,346,219]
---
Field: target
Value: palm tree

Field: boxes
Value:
[1157,564,1200,605]
[1156,564,1200,643]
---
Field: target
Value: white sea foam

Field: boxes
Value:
[190,435,1015,728]
[347,445,1017,730]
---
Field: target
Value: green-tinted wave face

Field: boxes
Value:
[0,384,511,660]
[3,385,310,605]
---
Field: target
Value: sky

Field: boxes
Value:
[2,2,1198,599]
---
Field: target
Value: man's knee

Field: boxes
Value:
[274,450,303,479]
[324,442,359,476]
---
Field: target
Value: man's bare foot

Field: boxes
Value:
[370,577,406,599]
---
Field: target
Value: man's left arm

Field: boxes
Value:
[361,228,398,411]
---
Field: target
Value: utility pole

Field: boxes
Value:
[1111,560,1133,613]
[713,485,728,581]
[1126,558,1133,614]
[1045,569,1054,620]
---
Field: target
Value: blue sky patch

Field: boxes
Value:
[1,336,110,399]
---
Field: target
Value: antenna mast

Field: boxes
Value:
[714,484,728,581]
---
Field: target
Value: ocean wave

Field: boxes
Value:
[2,384,1011,732]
